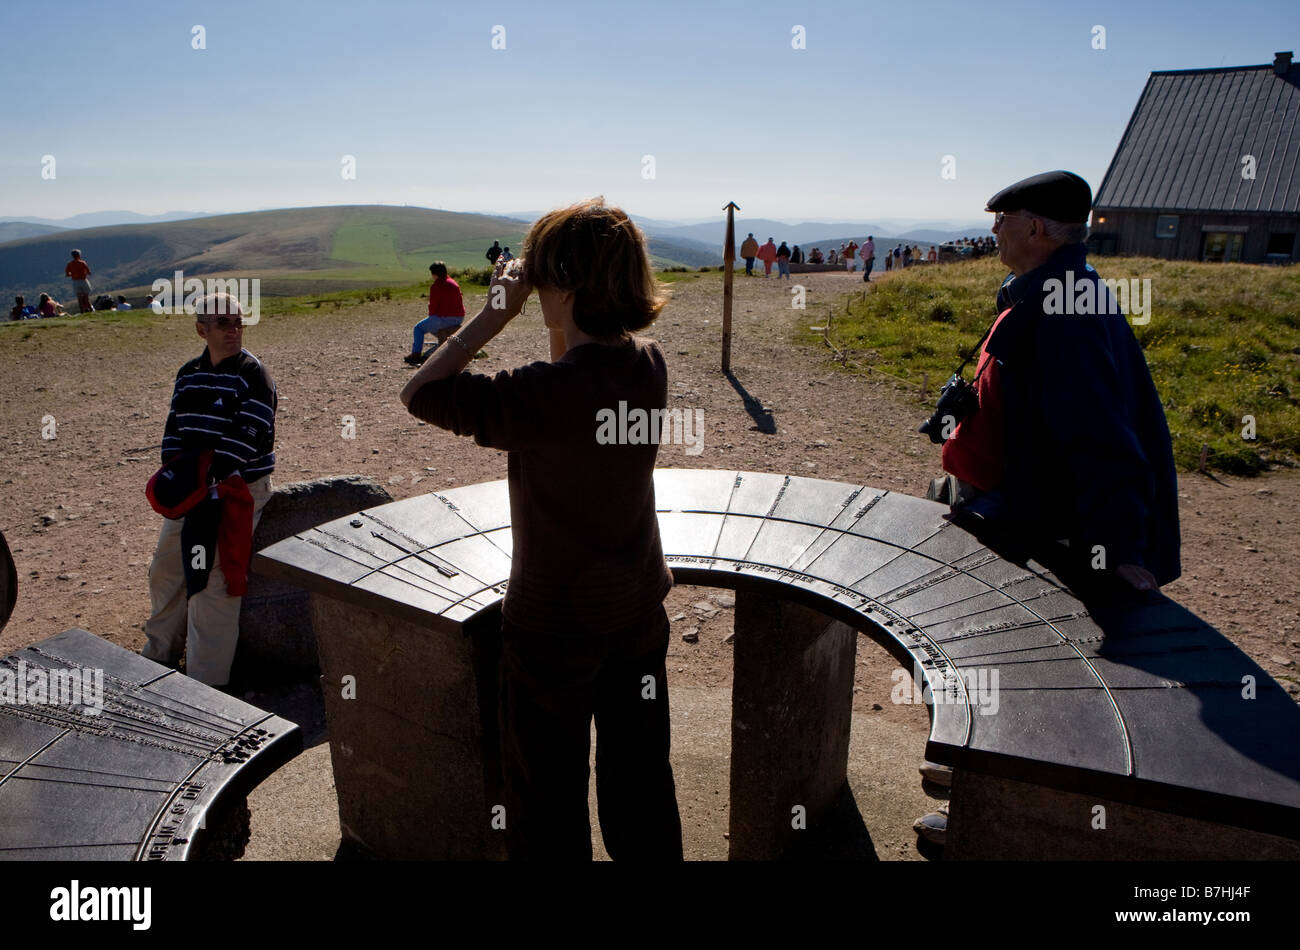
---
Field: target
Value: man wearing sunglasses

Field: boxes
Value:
[937,169,1179,595]
[913,171,1181,846]
[142,293,277,689]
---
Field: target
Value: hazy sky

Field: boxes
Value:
[1,0,1296,224]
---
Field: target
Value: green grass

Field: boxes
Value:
[0,262,692,335]
[656,266,727,284]
[0,267,500,335]
[399,235,528,271]
[330,221,402,266]
[800,256,1300,476]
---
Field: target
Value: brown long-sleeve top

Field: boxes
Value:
[407,336,674,636]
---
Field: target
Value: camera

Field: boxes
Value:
[918,373,980,444]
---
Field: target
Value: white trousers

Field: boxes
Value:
[143,475,273,686]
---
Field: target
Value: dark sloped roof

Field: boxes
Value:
[1095,62,1300,214]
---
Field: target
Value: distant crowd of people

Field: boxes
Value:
[881,243,937,273]
[736,232,989,283]
[7,249,140,321]
[942,235,997,258]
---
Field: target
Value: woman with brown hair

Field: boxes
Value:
[400,197,683,860]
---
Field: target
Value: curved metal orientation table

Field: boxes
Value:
[254,469,1300,859]
[0,629,302,860]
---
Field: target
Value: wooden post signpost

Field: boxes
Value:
[722,201,738,373]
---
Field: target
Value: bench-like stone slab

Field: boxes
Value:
[0,629,302,860]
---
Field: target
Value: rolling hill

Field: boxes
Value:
[0,222,64,244]
[2,210,212,230]
[0,205,718,303]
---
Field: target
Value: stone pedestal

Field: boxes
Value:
[311,595,504,860]
[728,590,857,859]
[946,770,1300,860]
[237,477,392,685]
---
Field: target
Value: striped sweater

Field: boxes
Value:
[161,348,276,482]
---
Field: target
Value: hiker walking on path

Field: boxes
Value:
[756,237,778,277]
[740,233,759,275]
[776,241,791,280]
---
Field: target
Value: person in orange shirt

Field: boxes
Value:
[64,249,93,313]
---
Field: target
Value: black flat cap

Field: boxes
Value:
[985,170,1092,223]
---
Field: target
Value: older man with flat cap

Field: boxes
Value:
[912,170,1182,845]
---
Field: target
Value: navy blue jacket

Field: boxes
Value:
[985,243,1181,586]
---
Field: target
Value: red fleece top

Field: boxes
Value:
[940,308,1010,492]
[146,450,256,596]
[428,277,466,318]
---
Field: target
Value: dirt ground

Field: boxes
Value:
[2,268,1297,858]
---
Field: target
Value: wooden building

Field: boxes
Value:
[1090,51,1299,263]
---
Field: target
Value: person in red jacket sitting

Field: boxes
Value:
[405,261,467,365]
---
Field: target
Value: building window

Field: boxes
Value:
[1201,232,1244,262]
[1267,232,1296,256]
[1155,215,1179,238]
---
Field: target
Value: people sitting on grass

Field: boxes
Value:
[9,295,37,320]
[405,261,466,366]
[37,293,66,318]
[117,295,132,310]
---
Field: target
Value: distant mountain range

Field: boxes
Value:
[4,210,213,230]
[0,222,64,244]
[0,205,721,302]
[0,204,995,302]
[0,211,216,247]
[497,209,991,241]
